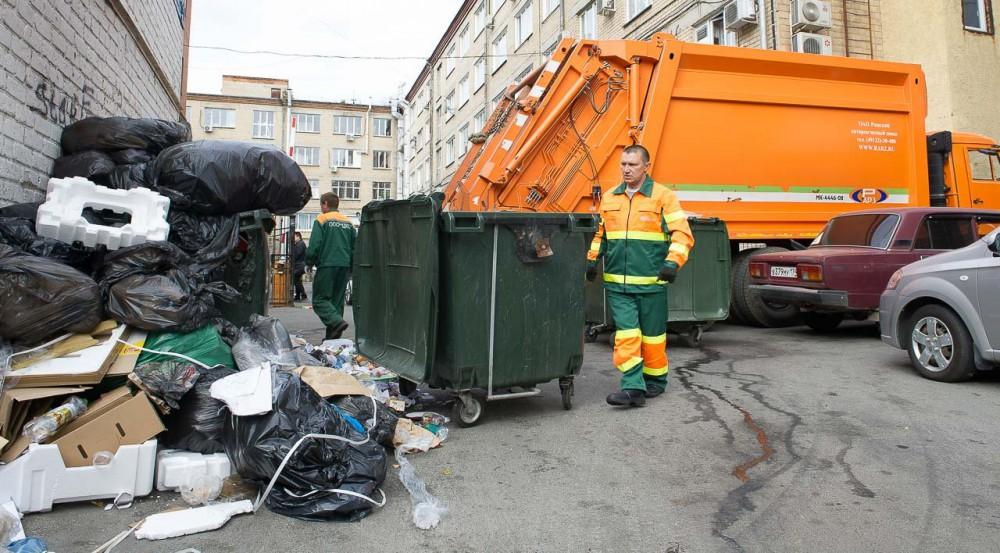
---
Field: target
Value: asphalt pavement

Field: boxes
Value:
[22,314,1000,553]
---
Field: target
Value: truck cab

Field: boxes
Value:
[944,133,1000,209]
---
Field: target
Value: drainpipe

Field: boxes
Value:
[392,97,410,198]
[284,88,294,158]
[365,99,373,155]
[757,0,767,49]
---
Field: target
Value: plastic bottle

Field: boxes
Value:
[22,396,88,443]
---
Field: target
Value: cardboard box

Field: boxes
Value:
[0,387,89,444]
[1,387,164,467]
[11,326,126,388]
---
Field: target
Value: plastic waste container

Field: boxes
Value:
[585,218,731,347]
[217,210,274,327]
[354,196,597,426]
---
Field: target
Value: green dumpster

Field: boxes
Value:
[354,196,597,426]
[585,217,731,347]
[217,209,274,327]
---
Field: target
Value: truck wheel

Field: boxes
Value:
[733,247,800,328]
[906,305,976,382]
[802,312,844,332]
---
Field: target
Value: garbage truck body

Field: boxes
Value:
[441,34,1000,327]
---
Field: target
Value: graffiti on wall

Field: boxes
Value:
[28,77,94,126]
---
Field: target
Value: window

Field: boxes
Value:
[543,38,559,56]
[697,15,738,46]
[474,57,486,89]
[446,43,457,75]
[445,91,456,119]
[293,146,320,166]
[459,25,471,55]
[628,0,651,20]
[817,213,900,249]
[492,0,507,15]
[373,181,392,200]
[580,2,597,39]
[969,149,1000,181]
[332,180,360,200]
[474,109,487,131]
[331,148,361,168]
[333,115,363,136]
[963,0,993,33]
[459,123,470,156]
[373,117,392,137]
[542,0,559,19]
[203,108,235,128]
[913,217,977,250]
[458,75,470,106]
[252,110,275,139]
[515,2,533,46]
[515,64,533,83]
[474,3,487,36]
[373,150,391,169]
[296,212,318,231]
[308,179,320,199]
[446,136,456,165]
[492,29,508,71]
[294,113,321,133]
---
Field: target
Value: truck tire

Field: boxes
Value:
[733,247,800,328]
[906,304,976,382]
[727,252,751,324]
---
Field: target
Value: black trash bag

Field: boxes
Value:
[166,210,239,272]
[231,314,297,370]
[61,117,191,155]
[150,141,311,215]
[52,151,115,179]
[104,163,149,190]
[334,396,399,448]
[108,148,153,165]
[160,365,238,454]
[223,370,387,521]
[107,271,238,332]
[131,361,200,410]
[98,241,191,290]
[0,217,98,273]
[0,245,102,345]
[0,203,40,220]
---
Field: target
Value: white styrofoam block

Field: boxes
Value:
[134,500,254,540]
[0,440,157,513]
[36,177,170,250]
[155,450,233,492]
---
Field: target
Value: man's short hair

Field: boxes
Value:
[320,192,340,209]
[623,144,650,163]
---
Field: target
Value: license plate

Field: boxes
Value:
[770,266,797,279]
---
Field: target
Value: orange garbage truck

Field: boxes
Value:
[442,33,1000,327]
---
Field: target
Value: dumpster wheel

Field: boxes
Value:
[683,326,704,348]
[453,393,484,427]
[559,378,574,410]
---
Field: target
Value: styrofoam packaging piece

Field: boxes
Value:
[0,439,157,513]
[135,500,254,540]
[36,176,170,250]
[155,450,233,492]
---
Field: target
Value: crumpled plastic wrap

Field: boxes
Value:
[395,448,447,530]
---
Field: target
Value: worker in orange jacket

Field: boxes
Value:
[587,145,695,407]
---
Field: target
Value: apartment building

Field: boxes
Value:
[880,0,1000,142]
[187,76,398,234]
[402,0,879,194]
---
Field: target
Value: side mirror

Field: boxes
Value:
[992,234,1000,257]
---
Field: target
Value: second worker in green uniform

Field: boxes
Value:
[306,192,356,340]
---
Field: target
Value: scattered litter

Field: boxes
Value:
[395,448,447,530]
[179,473,223,506]
[102,491,133,511]
[134,500,253,541]
[6,537,47,553]
[209,364,273,416]
[22,396,88,443]
[0,500,25,543]
[394,419,443,453]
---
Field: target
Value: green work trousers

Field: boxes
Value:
[607,289,669,393]
[313,267,350,328]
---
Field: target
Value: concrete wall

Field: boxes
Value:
[881,0,1000,141]
[0,0,186,205]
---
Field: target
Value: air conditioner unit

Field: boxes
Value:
[792,0,832,32]
[695,22,714,44]
[203,125,214,133]
[346,134,356,142]
[330,165,339,173]
[599,0,615,15]
[724,0,757,30]
[792,32,833,55]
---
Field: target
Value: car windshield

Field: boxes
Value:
[816,213,899,248]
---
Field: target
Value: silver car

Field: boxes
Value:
[880,227,1000,382]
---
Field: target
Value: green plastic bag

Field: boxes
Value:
[137,325,235,369]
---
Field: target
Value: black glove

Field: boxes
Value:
[658,261,679,283]
[586,264,598,282]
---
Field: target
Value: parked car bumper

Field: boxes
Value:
[879,289,902,349]
[750,284,849,309]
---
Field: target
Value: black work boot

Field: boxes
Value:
[330,320,349,339]
[324,325,337,340]
[644,388,665,399]
[606,389,646,407]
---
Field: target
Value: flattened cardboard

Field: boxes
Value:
[11,326,127,388]
[106,328,147,377]
[293,366,372,398]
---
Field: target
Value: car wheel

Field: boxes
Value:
[906,305,976,382]
[801,312,844,332]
